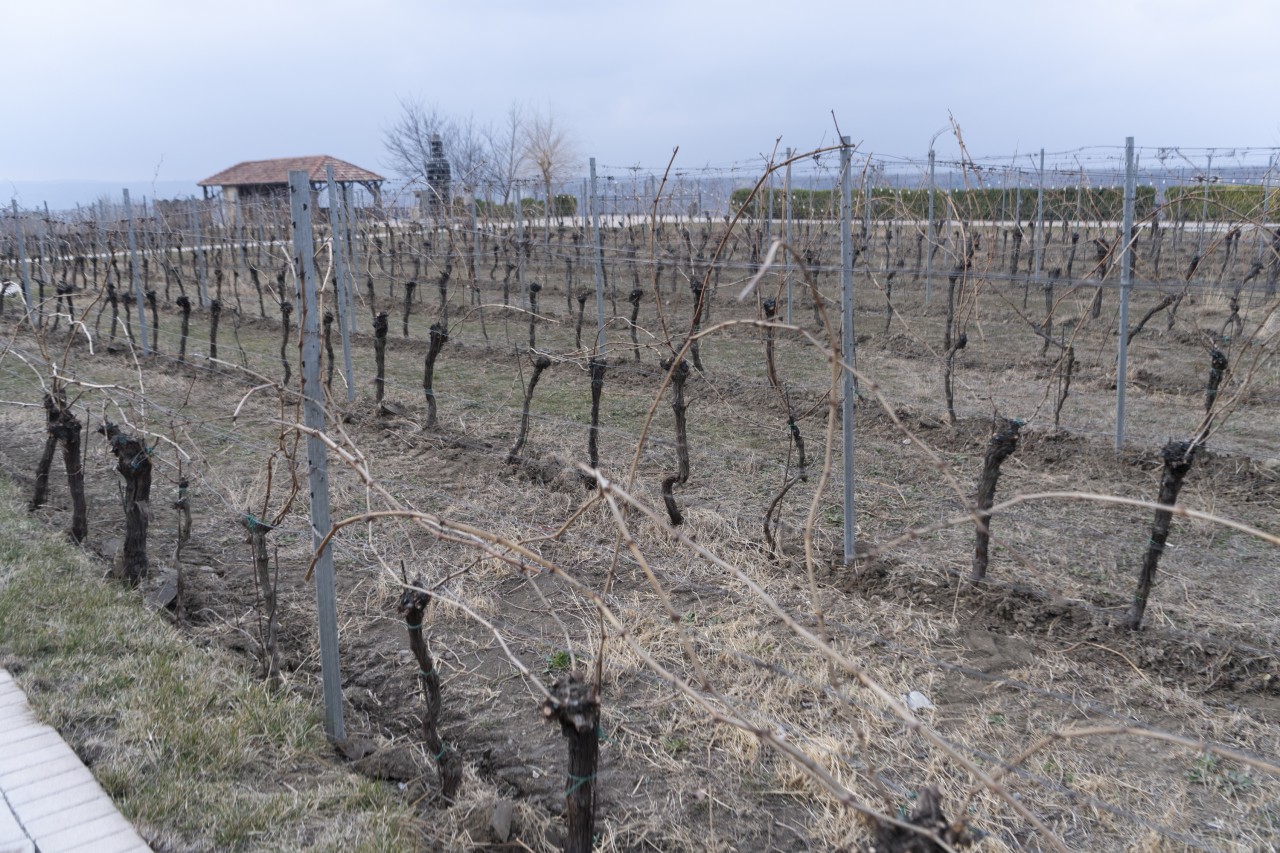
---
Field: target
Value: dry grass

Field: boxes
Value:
[0,219,1276,850]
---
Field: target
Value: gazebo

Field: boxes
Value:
[197,155,384,224]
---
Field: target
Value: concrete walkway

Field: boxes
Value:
[0,669,150,853]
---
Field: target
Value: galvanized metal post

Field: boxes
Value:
[288,170,345,742]
[1116,137,1136,450]
[925,146,936,304]
[513,184,526,308]
[325,166,356,402]
[863,157,873,251]
[1257,154,1274,262]
[589,158,607,354]
[341,184,359,335]
[839,137,857,564]
[124,189,150,354]
[1198,151,1213,255]
[764,165,774,248]
[469,193,481,305]
[784,147,794,324]
[190,200,208,307]
[11,201,33,324]
[1034,148,1046,284]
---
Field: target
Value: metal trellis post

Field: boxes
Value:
[124,189,149,354]
[11,201,33,324]
[190,199,208,307]
[925,146,936,304]
[784,147,793,324]
[590,157,607,355]
[1116,137,1136,450]
[1034,148,1046,286]
[325,166,356,402]
[839,137,857,564]
[288,170,345,742]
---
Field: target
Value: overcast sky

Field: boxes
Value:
[4,0,1278,204]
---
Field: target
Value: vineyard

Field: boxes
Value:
[1,142,1279,852]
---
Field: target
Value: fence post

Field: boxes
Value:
[11,201,33,324]
[839,137,857,564]
[784,148,794,324]
[470,193,481,306]
[590,158,607,355]
[925,146,936,304]
[190,200,208,307]
[514,184,526,309]
[1257,154,1274,262]
[1034,148,1046,287]
[288,170,345,742]
[124,189,150,354]
[1115,136,1136,450]
[341,184,360,335]
[1198,151,1214,255]
[325,166,356,402]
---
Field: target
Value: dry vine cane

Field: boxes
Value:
[398,580,462,801]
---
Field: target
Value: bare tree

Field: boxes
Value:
[383,98,491,199]
[484,101,528,205]
[525,107,579,228]
[383,98,453,187]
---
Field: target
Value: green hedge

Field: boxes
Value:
[475,195,578,219]
[730,184,1277,223]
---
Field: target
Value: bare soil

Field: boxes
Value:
[1,215,1278,851]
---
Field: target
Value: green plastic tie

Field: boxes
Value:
[565,773,595,796]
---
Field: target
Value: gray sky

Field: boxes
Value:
[4,0,1278,203]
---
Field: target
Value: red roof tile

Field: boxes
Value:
[198,156,383,187]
